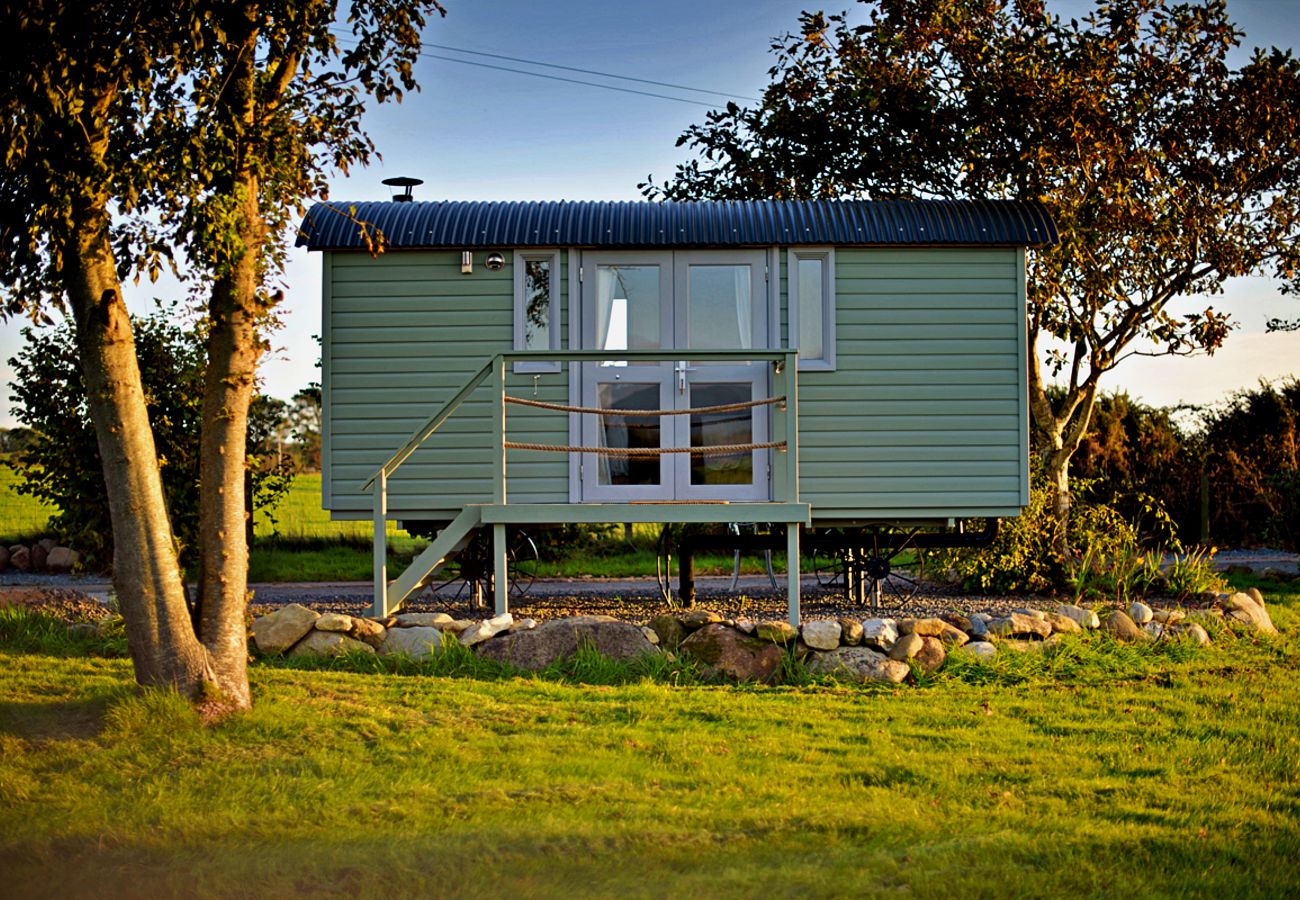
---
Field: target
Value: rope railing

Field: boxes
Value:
[504,439,787,456]
[503,394,785,418]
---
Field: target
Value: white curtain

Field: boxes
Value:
[733,266,752,349]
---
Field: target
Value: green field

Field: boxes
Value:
[0,592,1297,898]
[0,464,55,541]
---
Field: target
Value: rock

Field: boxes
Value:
[734,619,756,635]
[0,546,8,570]
[349,618,387,648]
[987,612,1052,640]
[648,615,688,649]
[508,618,538,633]
[1044,612,1082,634]
[315,612,353,633]
[67,622,100,639]
[289,630,375,658]
[29,544,48,571]
[394,612,453,628]
[251,603,320,654]
[1151,608,1185,625]
[8,546,31,572]
[898,617,947,637]
[379,626,444,659]
[1221,564,1254,576]
[640,625,660,645]
[1012,608,1048,621]
[1246,587,1266,606]
[1224,592,1277,634]
[889,632,924,661]
[806,646,909,684]
[837,617,864,646]
[1143,622,1166,639]
[941,612,973,633]
[680,609,723,629]
[1102,610,1145,643]
[477,616,659,672]
[967,616,989,639]
[755,620,798,644]
[459,613,514,647]
[913,636,947,674]
[1128,601,1154,625]
[801,619,842,651]
[442,619,475,635]
[791,639,817,662]
[1173,622,1212,646]
[936,622,969,647]
[861,618,898,650]
[1056,604,1101,629]
[38,538,57,553]
[963,641,998,662]
[45,547,79,572]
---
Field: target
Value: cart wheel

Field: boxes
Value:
[428,528,539,605]
[655,523,681,606]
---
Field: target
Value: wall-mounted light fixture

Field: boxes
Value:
[461,251,473,274]
[485,251,505,272]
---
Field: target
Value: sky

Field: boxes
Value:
[3,0,1299,428]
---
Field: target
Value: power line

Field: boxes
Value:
[421,42,761,103]
[329,29,757,107]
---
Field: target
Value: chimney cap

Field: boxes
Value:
[382,176,423,202]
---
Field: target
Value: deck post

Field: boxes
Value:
[373,469,388,618]
[787,522,801,627]
[492,522,509,616]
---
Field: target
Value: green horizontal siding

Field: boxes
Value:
[323,250,569,520]
[796,247,1027,519]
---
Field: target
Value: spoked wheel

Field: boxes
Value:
[809,526,924,611]
[656,523,683,606]
[427,528,539,607]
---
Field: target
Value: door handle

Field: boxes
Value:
[675,360,699,395]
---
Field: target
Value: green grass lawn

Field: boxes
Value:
[0,462,54,542]
[1,593,1298,897]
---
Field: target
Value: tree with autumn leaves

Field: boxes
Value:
[0,0,442,713]
[646,0,1300,559]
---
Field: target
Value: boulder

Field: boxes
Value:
[1013,608,1048,621]
[941,612,974,633]
[509,617,538,633]
[442,619,475,635]
[349,618,387,648]
[966,616,990,640]
[889,632,924,661]
[681,609,723,629]
[648,615,688,649]
[801,619,842,651]
[394,612,453,628]
[755,620,798,644]
[987,612,1052,640]
[1246,587,1266,606]
[1173,622,1212,647]
[806,647,909,684]
[913,636,947,674]
[734,619,756,635]
[37,538,57,553]
[1056,604,1101,629]
[45,547,79,572]
[861,618,898,650]
[315,612,353,633]
[8,546,31,572]
[1143,622,1166,639]
[963,641,998,662]
[640,626,660,645]
[1127,601,1154,625]
[459,613,514,647]
[936,622,969,647]
[379,626,443,659]
[898,617,946,637]
[1044,612,1082,634]
[1102,610,1145,643]
[476,616,657,672]
[252,604,320,654]
[837,617,864,646]
[1151,608,1186,625]
[28,544,49,571]
[677,624,784,683]
[290,630,375,658]
[1224,592,1277,634]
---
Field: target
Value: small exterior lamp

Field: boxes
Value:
[485,251,505,271]
[460,251,473,274]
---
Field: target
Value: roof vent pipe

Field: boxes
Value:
[382,176,423,202]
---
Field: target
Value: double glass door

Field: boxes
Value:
[579,250,769,501]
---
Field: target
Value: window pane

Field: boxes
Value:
[596,265,660,366]
[523,258,551,351]
[687,265,752,350]
[690,383,753,486]
[797,257,824,360]
[597,382,661,486]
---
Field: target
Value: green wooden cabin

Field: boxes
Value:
[297,198,1057,620]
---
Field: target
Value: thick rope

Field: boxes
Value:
[504,440,787,457]
[504,394,785,418]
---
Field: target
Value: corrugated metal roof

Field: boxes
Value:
[296,199,1057,250]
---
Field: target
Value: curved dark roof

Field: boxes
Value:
[296,199,1057,250]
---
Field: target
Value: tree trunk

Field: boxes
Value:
[61,206,216,698]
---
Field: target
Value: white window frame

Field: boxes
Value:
[787,247,835,371]
[513,250,562,373]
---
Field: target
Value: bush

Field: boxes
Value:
[5,303,294,567]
